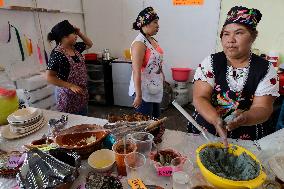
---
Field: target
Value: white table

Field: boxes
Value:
[0,109,283,189]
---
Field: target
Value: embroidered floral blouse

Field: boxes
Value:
[194,56,279,97]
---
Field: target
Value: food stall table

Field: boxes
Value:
[0,109,283,188]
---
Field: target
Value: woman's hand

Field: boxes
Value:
[213,117,228,147]
[73,25,81,35]
[73,25,93,49]
[226,110,247,131]
[133,95,142,109]
[68,83,84,95]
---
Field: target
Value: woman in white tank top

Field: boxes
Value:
[129,7,165,118]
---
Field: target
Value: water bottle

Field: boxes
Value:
[103,49,110,60]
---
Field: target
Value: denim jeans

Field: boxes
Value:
[133,94,161,119]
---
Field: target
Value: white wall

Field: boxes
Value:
[83,0,221,82]
[144,0,221,82]
[39,12,85,59]
[82,0,143,57]
[217,0,284,63]
[0,0,85,80]
[0,9,40,80]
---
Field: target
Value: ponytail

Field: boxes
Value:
[47,32,55,42]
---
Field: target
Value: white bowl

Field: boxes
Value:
[10,107,38,121]
[88,149,115,172]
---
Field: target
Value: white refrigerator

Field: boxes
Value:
[112,60,133,107]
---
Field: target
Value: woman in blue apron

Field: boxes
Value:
[129,7,165,119]
[46,20,93,115]
[188,6,279,146]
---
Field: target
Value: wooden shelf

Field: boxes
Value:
[0,6,83,14]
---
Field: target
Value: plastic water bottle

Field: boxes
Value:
[103,49,110,60]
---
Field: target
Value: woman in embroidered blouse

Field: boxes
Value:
[189,6,279,146]
[129,7,164,118]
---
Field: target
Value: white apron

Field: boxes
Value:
[129,33,163,103]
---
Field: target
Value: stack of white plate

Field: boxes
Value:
[1,107,46,139]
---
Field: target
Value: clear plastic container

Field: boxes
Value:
[0,72,18,125]
[0,87,19,125]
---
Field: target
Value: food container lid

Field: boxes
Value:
[0,87,16,97]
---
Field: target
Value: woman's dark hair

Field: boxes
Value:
[47,32,56,42]
[220,24,258,41]
[133,22,140,30]
[47,20,75,44]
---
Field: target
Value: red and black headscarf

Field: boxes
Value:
[223,6,262,29]
[133,7,159,30]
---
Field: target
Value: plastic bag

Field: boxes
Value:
[16,148,80,189]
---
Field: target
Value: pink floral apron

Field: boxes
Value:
[55,45,88,113]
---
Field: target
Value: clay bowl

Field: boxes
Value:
[57,124,103,135]
[55,130,110,159]
[149,148,183,176]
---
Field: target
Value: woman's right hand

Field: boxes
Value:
[133,95,142,109]
[68,84,84,95]
[213,117,228,147]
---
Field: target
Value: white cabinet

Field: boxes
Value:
[112,61,133,107]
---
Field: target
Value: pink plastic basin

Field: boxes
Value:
[171,68,192,82]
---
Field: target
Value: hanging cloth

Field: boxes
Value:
[29,39,33,55]
[11,25,24,61]
[44,49,48,64]
[24,35,32,56]
[21,34,28,59]
[7,22,11,43]
[37,44,43,64]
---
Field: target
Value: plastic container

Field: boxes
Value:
[266,51,279,67]
[196,143,266,189]
[124,152,146,180]
[173,87,189,106]
[84,53,97,61]
[103,49,110,60]
[171,68,192,82]
[173,82,189,106]
[0,88,18,125]
[129,132,154,158]
[124,49,131,60]
[149,149,184,177]
[112,139,137,176]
